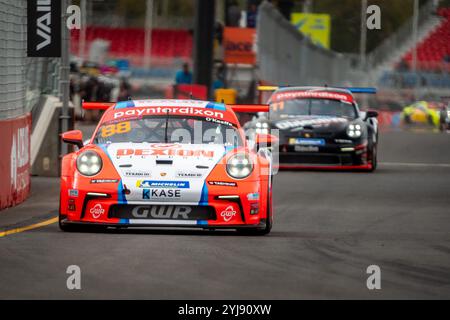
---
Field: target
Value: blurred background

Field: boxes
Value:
[65,0,450,114]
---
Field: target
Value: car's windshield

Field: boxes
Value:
[270,98,357,119]
[94,115,243,146]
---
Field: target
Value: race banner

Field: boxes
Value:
[27,0,61,57]
[0,114,31,210]
[223,27,256,65]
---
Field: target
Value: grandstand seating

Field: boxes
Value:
[71,27,192,66]
[401,8,450,71]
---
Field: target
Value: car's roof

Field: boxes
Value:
[101,99,240,125]
[270,86,355,104]
[113,99,227,110]
[274,86,353,95]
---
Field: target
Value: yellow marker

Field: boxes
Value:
[257,86,279,91]
[0,217,58,238]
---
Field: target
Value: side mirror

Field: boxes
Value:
[61,130,84,149]
[365,110,378,120]
[255,133,278,148]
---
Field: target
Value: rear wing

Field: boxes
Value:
[257,86,377,94]
[230,104,269,113]
[229,104,269,127]
[82,102,270,113]
[82,102,115,110]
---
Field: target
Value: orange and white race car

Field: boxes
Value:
[59,99,275,235]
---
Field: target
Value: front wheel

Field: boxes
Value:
[59,215,106,232]
[368,143,377,172]
[59,215,80,232]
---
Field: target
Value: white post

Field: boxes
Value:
[303,0,312,13]
[79,0,86,61]
[61,0,70,155]
[412,0,419,72]
[412,0,419,97]
[144,0,154,69]
[359,0,367,70]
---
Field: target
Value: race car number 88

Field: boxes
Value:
[101,122,131,138]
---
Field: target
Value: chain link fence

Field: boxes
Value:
[257,1,365,88]
[0,0,61,120]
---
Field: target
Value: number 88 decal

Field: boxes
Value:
[101,121,131,138]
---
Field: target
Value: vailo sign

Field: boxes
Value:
[223,27,256,65]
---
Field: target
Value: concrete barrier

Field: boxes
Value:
[0,113,31,210]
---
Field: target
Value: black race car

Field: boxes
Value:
[248,86,379,171]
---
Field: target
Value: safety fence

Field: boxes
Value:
[0,0,61,120]
[0,0,61,209]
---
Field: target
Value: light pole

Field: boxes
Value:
[79,0,86,61]
[60,0,70,155]
[359,0,368,70]
[412,0,419,98]
[144,0,154,69]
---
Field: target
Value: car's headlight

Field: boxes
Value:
[226,153,253,179]
[255,122,269,134]
[347,124,362,138]
[76,150,102,176]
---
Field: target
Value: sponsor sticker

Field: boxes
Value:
[137,180,190,189]
[177,171,203,178]
[123,170,151,177]
[335,139,353,144]
[295,145,319,152]
[291,138,325,146]
[208,181,237,187]
[112,106,225,120]
[205,117,234,127]
[117,147,214,158]
[271,91,352,103]
[89,204,105,219]
[68,189,78,197]
[247,192,259,201]
[132,205,192,219]
[277,118,347,130]
[100,121,131,138]
[220,205,237,222]
[90,179,119,184]
[142,189,181,200]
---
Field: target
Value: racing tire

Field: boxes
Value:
[403,114,411,124]
[368,143,377,172]
[59,214,107,232]
[58,214,81,232]
[369,144,378,172]
[427,114,434,126]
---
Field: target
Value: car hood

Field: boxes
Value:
[271,115,350,133]
[102,143,227,204]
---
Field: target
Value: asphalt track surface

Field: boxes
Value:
[0,130,449,299]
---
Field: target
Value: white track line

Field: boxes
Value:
[380,162,450,168]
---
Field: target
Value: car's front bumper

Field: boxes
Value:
[60,217,267,229]
[275,140,371,169]
[61,179,267,227]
